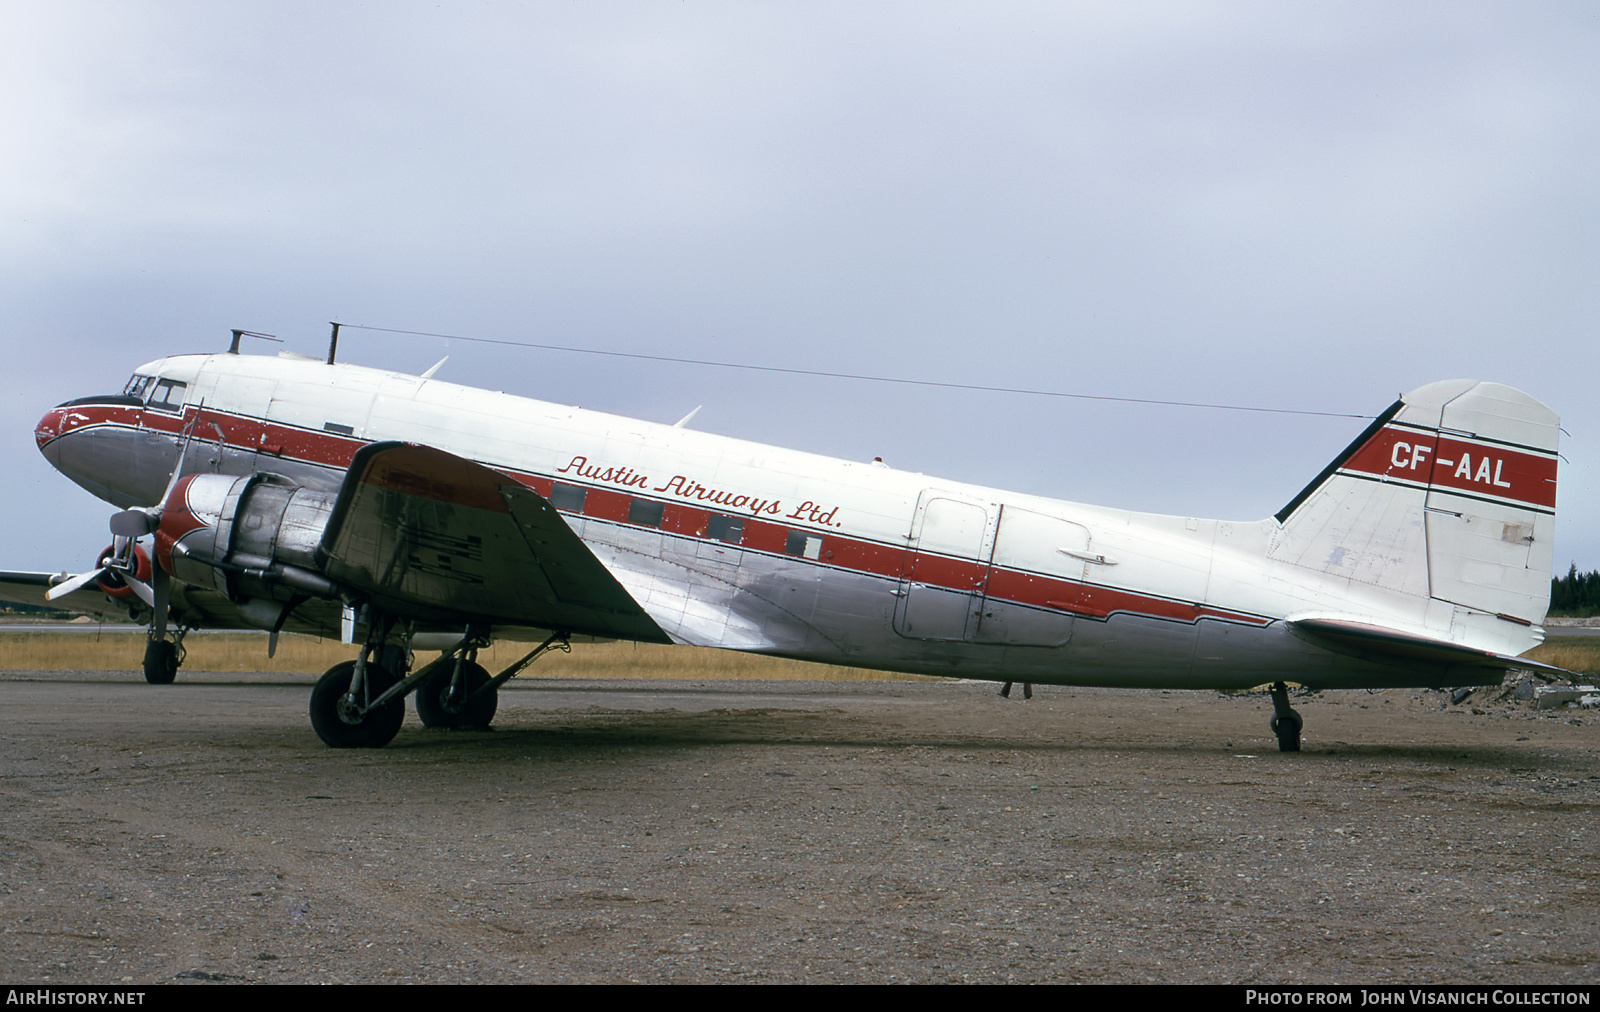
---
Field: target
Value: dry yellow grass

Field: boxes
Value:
[1524,639,1600,676]
[3,627,1592,680]
[0,630,934,681]
[0,630,350,673]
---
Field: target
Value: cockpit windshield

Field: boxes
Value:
[123,375,154,400]
[120,373,186,412]
[146,378,187,412]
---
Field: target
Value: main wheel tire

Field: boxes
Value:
[414,661,497,729]
[310,661,405,748]
[142,639,178,685]
[1270,711,1304,753]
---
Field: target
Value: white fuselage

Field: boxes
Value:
[36,351,1549,690]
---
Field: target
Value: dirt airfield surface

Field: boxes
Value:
[0,669,1595,985]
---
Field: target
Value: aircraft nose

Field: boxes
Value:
[35,407,64,452]
[35,400,161,506]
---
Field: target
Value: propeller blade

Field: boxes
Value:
[125,573,157,608]
[155,462,188,511]
[46,567,107,601]
[151,567,171,640]
[151,397,207,509]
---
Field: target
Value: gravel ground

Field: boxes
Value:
[0,671,1595,984]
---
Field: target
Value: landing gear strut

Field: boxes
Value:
[412,631,571,732]
[307,613,572,748]
[1269,681,1303,753]
[310,609,410,749]
[141,568,184,685]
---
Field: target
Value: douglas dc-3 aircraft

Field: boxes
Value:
[9,332,1564,751]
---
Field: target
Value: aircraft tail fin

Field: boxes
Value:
[1269,380,1559,626]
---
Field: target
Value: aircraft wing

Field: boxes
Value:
[315,442,670,642]
[1287,617,1574,679]
[0,571,129,619]
[0,568,347,636]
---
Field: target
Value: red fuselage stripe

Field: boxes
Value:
[50,402,1273,628]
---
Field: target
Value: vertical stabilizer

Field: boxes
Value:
[1269,380,1559,625]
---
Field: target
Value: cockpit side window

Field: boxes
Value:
[123,375,154,400]
[146,378,188,413]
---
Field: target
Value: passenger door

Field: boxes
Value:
[893,491,996,641]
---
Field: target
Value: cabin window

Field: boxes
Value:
[785,532,824,560]
[627,499,664,528]
[706,514,743,544]
[146,378,187,412]
[549,483,586,512]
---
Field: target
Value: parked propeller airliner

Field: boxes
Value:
[9,334,1564,751]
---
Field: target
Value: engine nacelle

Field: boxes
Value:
[94,542,152,599]
[155,473,341,605]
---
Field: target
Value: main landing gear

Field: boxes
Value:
[308,615,571,748]
[1268,681,1303,753]
[141,634,184,685]
[141,569,187,685]
[414,653,497,729]
[310,659,406,749]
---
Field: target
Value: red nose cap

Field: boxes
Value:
[35,408,65,449]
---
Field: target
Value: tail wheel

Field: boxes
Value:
[310,661,405,748]
[415,660,497,729]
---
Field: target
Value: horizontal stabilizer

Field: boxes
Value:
[1288,617,1573,678]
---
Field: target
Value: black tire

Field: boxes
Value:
[414,661,497,729]
[143,640,178,685]
[310,660,405,748]
[1270,711,1304,753]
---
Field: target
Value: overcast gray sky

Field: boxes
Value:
[3,1,1596,580]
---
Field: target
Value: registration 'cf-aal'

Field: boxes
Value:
[14,334,1563,750]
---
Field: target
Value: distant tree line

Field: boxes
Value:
[1551,564,1600,616]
